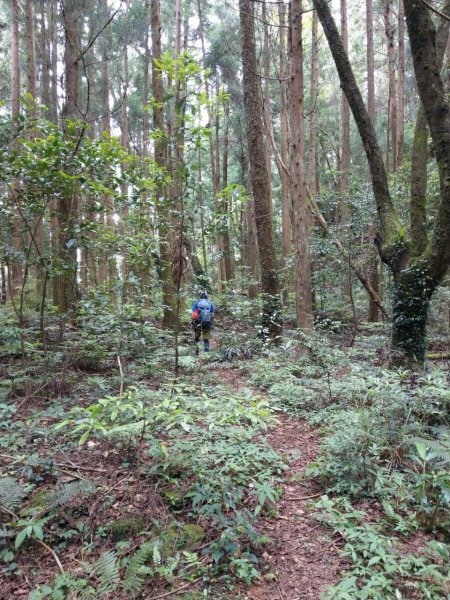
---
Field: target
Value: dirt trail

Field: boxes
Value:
[218,368,345,600]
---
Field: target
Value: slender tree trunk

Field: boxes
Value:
[10,0,22,301]
[309,8,319,197]
[289,0,314,330]
[366,0,381,322]
[151,0,178,328]
[26,0,37,108]
[100,10,116,285]
[246,180,258,300]
[40,0,51,111]
[262,1,273,213]
[50,0,58,123]
[278,1,291,305]
[222,105,234,281]
[120,10,130,291]
[340,0,350,209]
[26,0,45,298]
[197,147,208,274]
[239,0,281,339]
[397,0,405,167]
[54,0,81,312]
[384,0,398,172]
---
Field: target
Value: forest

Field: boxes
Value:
[0,0,450,598]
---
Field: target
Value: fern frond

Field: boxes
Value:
[93,550,120,595]
[51,480,95,508]
[123,541,155,596]
[0,476,27,511]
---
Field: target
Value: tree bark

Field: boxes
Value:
[340,0,350,209]
[405,2,450,285]
[50,0,58,124]
[54,0,82,312]
[397,0,405,167]
[309,8,319,197]
[9,0,22,301]
[278,1,291,304]
[151,0,178,328]
[366,0,381,322]
[289,0,314,330]
[410,1,450,258]
[40,0,51,112]
[262,1,273,214]
[383,0,398,172]
[239,0,281,339]
[222,104,234,281]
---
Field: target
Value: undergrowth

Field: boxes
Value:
[246,333,450,599]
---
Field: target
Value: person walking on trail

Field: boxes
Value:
[191,291,216,355]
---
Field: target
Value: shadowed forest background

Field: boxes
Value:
[0,0,450,598]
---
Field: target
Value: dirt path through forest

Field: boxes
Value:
[218,368,345,600]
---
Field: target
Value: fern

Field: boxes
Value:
[0,476,28,511]
[122,541,155,596]
[92,550,120,596]
[51,480,94,508]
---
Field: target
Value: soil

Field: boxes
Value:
[216,366,346,600]
[245,415,345,600]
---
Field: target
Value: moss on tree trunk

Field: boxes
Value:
[391,263,434,364]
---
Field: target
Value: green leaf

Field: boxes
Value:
[33,524,44,540]
[79,430,91,445]
[15,527,30,549]
[414,441,428,461]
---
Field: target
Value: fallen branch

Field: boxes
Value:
[145,576,203,600]
[426,352,450,360]
[35,539,65,575]
[284,492,323,502]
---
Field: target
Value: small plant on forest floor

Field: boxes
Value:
[315,496,450,600]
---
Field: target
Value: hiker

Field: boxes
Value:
[191,291,216,355]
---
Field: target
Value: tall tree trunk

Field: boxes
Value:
[278,1,291,304]
[99,9,116,286]
[120,7,130,290]
[26,0,37,109]
[40,0,51,111]
[309,8,319,197]
[239,0,281,339]
[262,1,273,213]
[410,1,450,258]
[50,0,58,123]
[10,0,22,301]
[397,0,405,167]
[384,0,398,172]
[54,0,81,312]
[151,0,178,328]
[340,0,350,210]
[289,0,314,330]
[27,0,44,297]
[366,0,381,322]
[339,0,351,299]
[222,104,234,281]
